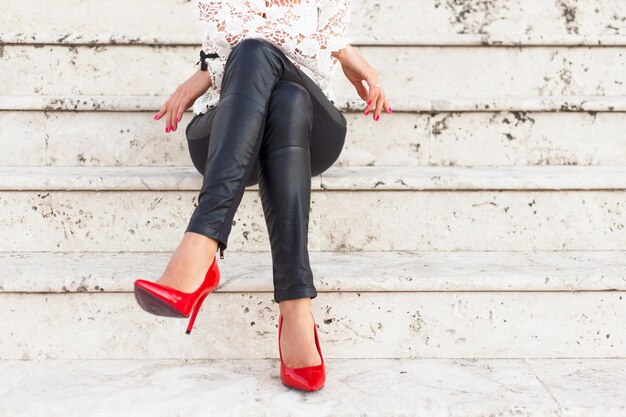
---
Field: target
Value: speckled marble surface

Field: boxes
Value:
[2,166,626,191]
[0,358,624,417]
[2,189,625,251]
[5,0,626,41]
[2,0,626,44]
[2,46,626,100]
[1,291,624,359]
[2,250,624,360]
[1,250,625,293]
[527,359,626,417]
[3,110,626,169]
[2,1,625,414]
[3,95,626,113]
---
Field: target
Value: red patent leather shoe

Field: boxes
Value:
[134,256,220,334]
[278,313,326,391]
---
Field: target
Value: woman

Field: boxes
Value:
[133,0,391,391]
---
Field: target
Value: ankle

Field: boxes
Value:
[279,298,313,319]
[183,232,219,255]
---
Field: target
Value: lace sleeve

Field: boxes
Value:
[196,1,264,91]
[254,0,352,86]
[197,1,266,47]
[196,0,351,89]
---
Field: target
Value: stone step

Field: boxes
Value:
[3,250,625,293]
[1,45,625,99]
[4,291,623,360]
[3,108,626,168]
[4,95,626,113]
[2,165,626,191]
[1,166,625,252]
[1,250,624,359]
[1,358,624,416]
[6,32,626,47]
[2,0,625,44]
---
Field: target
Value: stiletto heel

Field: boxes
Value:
[278,312,326,391]
[134,255,220,334]
[186,292,209,334]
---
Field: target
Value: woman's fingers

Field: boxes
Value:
[363,77,381,118]
[174,97,189,130]
[352,80,369,102]
[169,93,185,132]
[166,89,181,132]
[177,88,194,130]
[383,95,392,114]
[158,94,174,132]
[155,96,172,121]
[364,85,392,121]
[362,73,393,120]
[363,76,379,113]
[164,102,172,133]
[157,89,193,134]
[372,88,383,121]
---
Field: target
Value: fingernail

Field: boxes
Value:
[366,100,371,105]
[375,115,380,121]
[154,114,158,120]
[165,127,170,133]
[389,107,393,113]
[176,117,180,122]
[364,110,370,116]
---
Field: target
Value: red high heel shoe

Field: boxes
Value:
[278,313,326,391]
[134,256,220,334]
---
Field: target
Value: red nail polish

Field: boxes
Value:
[367,100,371,105]
[165,127,170,133]
[389,107,393,113]
[375,115,380,121]
[364,110,370,116]
[154,114,158,120]
[176,117,180,122]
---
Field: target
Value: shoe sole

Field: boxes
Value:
[281,380,325,392]
[134,285,187,318]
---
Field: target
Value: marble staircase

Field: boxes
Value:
[1,358,625,416]
[1,0,626,415]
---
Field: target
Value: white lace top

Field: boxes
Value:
[191,0,352,115]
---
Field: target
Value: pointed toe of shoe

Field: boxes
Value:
[281,363,326,392]
[277,313,326,392]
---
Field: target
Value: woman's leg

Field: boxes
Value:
[252,56,346,369]
[165,37,346,286]
[185,76,347,303]
[154,106,218,293]
[257,80,315,303]
[257,62,349,305]
[169,38,347,367]
[184,37,347,257]
[184,38,289,254]
[256,79,329,368]
[156,37,288,292]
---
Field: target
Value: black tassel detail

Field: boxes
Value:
[196,50,219,71]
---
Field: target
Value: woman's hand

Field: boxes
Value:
[154,70,213,133]
[335,45,392,121]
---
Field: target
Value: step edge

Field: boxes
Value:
[2,95,626,112]
[1,165,625,191]
[4,32,626,46]
[2,250,625,293]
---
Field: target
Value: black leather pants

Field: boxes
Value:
[184,38,347,303]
